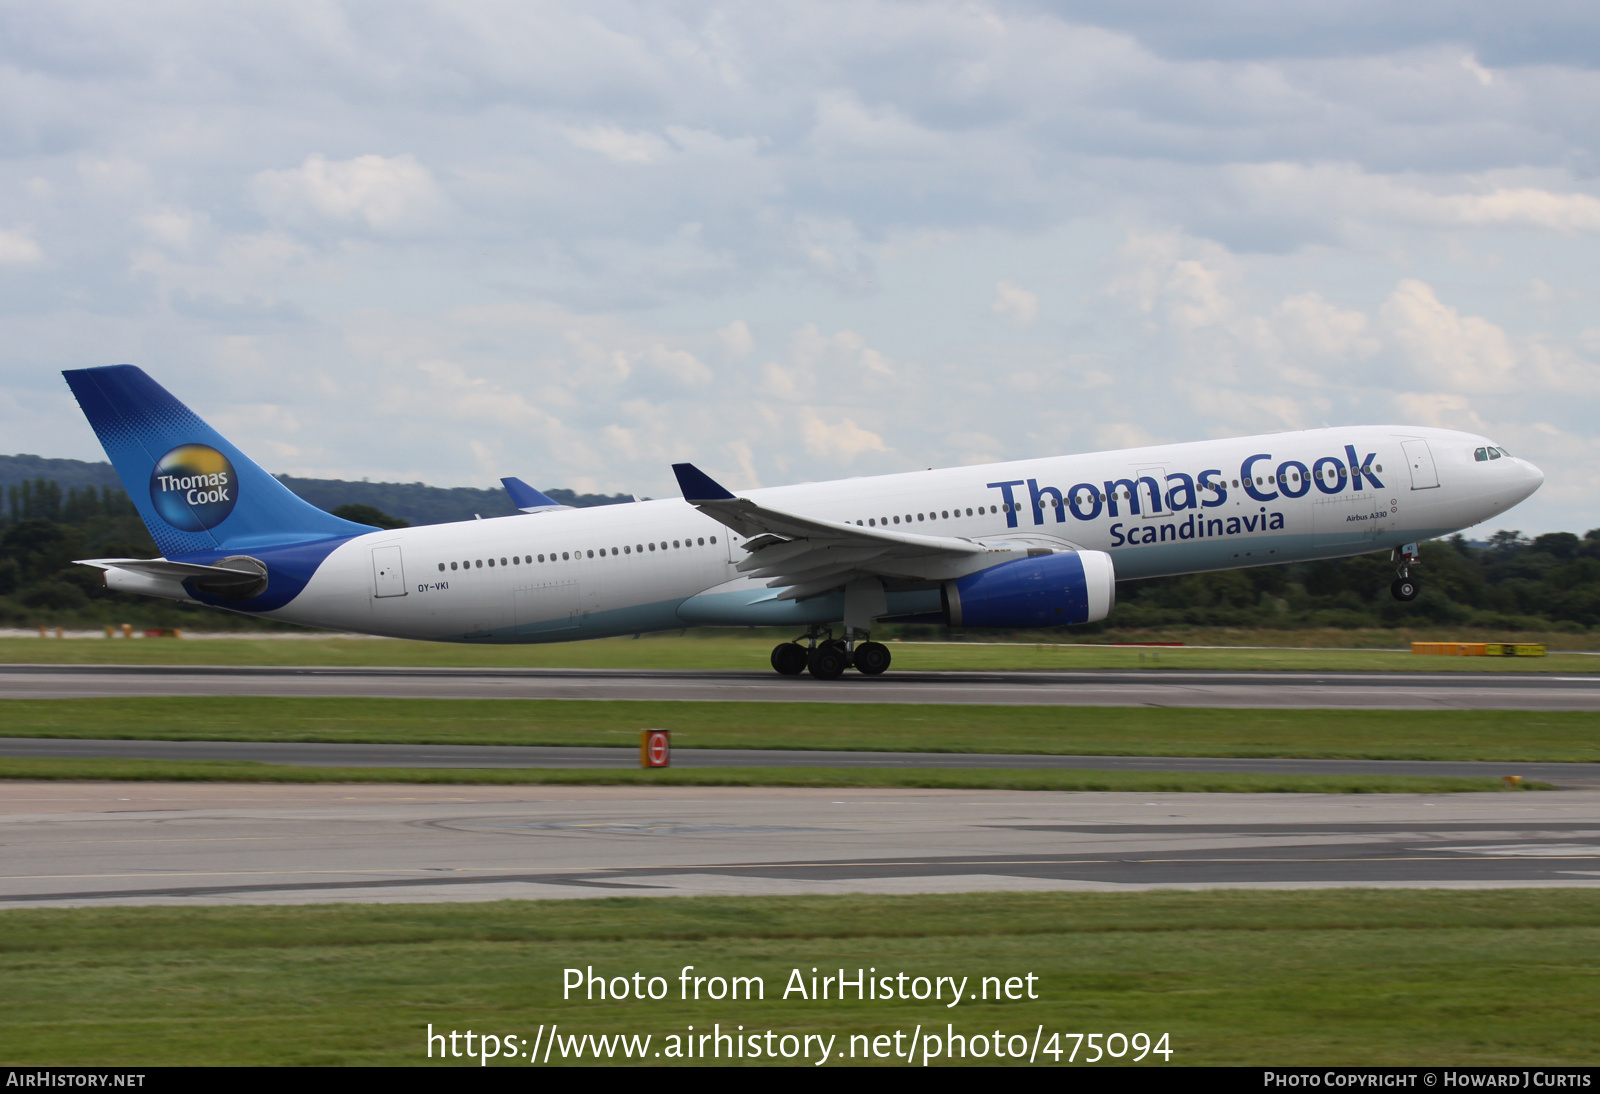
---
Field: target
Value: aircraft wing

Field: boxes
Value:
[672,463,985,600]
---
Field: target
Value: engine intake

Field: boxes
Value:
[941,550,1115,628]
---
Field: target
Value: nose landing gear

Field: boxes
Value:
[1390,542,1420,602]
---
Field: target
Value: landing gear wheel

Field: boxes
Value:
[770,642,808,675]
[807,643,848,680]
[1391,577,1419,602]
[853,641,891,675]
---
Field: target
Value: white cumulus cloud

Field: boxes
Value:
[0,230,42,264]
[1380,279,1521,394]
[802,414,889,461]
[251,154,444,233]
[991,280,1039,325]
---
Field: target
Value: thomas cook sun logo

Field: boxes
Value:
[149,444,238,531]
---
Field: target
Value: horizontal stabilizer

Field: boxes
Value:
[77,556,269,599]
[77,557,259,579]
[501,477,572,514]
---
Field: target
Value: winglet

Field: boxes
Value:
[501,477,570,513]
[672,463,737,502]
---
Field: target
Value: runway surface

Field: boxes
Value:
[6,663,1600,709]
[5,736,1598,785]
[3,782,1597,907]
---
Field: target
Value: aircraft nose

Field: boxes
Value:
[1520,458,1545,496]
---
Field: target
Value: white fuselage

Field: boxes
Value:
[244,425,1541,642]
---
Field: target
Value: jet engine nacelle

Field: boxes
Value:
[941,550,1116,627]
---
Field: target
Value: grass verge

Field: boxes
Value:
[3,697,1599,762]
[3,633,1598,672]
[0,756,1539,792]
[2,890,1597,1065]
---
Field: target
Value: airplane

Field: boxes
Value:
[64,364,1544,679]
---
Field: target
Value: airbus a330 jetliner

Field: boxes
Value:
[65,365,1543,678]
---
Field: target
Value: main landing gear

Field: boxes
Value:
[1390,542,1420,602]
[770,628,892,679]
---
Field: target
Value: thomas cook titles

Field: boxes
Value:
[149,443,239,532]
[986,443,1388,548]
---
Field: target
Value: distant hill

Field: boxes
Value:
[1,454,633,526]
[0,454,124,493]
[273,476,634,525]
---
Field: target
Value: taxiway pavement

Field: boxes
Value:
[3,783,1596,907]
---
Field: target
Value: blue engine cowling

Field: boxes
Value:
[941,550,1116,627]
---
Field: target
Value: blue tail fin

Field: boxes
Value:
[63,365,376,558]
[500,476,569,513]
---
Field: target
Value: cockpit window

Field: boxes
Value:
[1497,446,1512,457]
[1488,447,1502,460]
[1474,447,1488,462]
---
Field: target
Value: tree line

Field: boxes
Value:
[1109,529,1600,634]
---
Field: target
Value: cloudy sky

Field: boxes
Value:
[2,1,1599,534]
